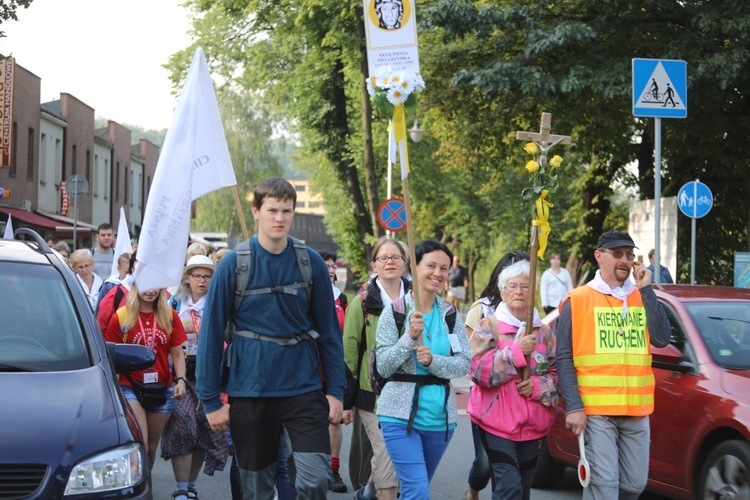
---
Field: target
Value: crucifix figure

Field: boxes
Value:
[516,112,572,168]
[515,112,571,380]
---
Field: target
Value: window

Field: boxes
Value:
[124,167,128,204]
[39,133,47,184]
[115,162,120,201]
[308,202,321,209]
[27,128,35,180]
[296,201,306,208]
[295,184,306,192]
[85,150,91,183]
[72,145,77,174]
[9,122,16,177]
[54,138,61,183]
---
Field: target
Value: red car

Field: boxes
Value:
[534,285,750,498]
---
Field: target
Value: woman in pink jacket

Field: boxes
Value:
[466,259,560,500]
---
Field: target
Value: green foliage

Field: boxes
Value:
[422,0,750,285]
[0,0,32,37]
[190,87,283,235]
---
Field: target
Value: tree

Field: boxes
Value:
[190,87,282,237]
[168,0,386,275]
[421,0,750,285]
[0,0,32,37]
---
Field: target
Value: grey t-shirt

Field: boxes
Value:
[92,247,115,279]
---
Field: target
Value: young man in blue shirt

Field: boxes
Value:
[197,177,345,499]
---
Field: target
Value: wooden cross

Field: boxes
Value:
[515,112,571,380]
[516,112,572,166]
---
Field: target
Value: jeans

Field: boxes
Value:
[380,421,453,500]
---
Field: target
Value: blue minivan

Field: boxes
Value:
[0,229,154,499]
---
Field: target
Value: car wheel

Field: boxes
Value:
[699,440,750,499]
[531,438,565,489]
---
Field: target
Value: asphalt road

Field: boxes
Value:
[150,377,586,499]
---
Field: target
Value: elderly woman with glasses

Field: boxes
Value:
[161,255,228,500]
[466,259,560,500]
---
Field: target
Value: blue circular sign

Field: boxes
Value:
[0,187,4,200]
[678,181,713,219]
[377,198,407,232]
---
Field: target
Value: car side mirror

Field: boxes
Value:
[652,344,690,372]
[106,342,156,374]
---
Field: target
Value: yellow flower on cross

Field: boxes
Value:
[524,142,538,155]
[525,160,539,173]
[550,155,563,168]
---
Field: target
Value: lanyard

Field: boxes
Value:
[189,309,201,336]
[137,314,159,351]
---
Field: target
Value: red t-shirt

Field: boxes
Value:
[105,308,188,388]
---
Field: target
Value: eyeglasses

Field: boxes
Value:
[190,274,213,281]
[503,283,530,292]
[326,264,338,270]
[599,248,636,261]
[375,255,404,263]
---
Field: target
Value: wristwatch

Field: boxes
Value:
[176,376,188,384]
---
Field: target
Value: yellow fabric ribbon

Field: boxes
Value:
[533,189,553,259]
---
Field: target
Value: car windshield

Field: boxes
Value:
[0,262,90,371]
[686,301,750,370]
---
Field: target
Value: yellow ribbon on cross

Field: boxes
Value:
[532,189,553,260]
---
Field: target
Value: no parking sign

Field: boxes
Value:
[377,197,407,233]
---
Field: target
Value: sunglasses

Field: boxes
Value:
[599,248,636,261]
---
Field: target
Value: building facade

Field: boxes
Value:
[0,58,159,248]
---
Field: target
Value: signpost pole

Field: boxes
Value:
[654,117,662,285]
[691,217,697,285]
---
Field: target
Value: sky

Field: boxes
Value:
[1,0,192,131]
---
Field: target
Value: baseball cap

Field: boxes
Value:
[597,231,638,249]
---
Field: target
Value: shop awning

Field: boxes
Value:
[36,211,98,232]
[0,206,72,231]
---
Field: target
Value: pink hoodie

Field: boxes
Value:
[466,319,560,441]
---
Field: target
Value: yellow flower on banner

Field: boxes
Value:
[524,142,538,155]
[550,155,563,168]
[525,160,539,173]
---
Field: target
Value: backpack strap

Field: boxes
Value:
[114,284,125,311]
[225,237,314,352]
[289,236,313,300]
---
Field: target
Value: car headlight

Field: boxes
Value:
[64,443,145,496]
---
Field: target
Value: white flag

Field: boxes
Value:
[134,47,237,292]
[3,214,12,239]
[109,207,131,279]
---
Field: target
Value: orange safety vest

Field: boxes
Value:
[563,286,655,416]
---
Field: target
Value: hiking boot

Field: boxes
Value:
[330,469,348,493]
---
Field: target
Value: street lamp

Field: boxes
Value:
[409,119,424,143]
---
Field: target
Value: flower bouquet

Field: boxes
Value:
[367,66,425,119]
[521,141,564,260]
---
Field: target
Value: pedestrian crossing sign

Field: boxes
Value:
[632,58,687,118]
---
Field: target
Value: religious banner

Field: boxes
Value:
[361,0,423,311]
[362,0,420,77]
[0,57,15,168]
